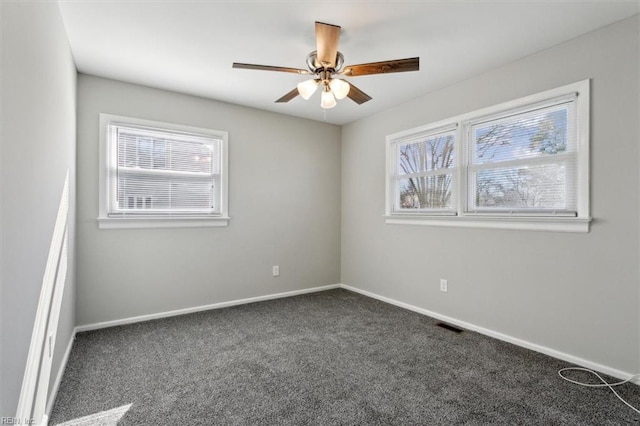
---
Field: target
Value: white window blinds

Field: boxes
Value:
[108,122,222,216]
[466,95,577,215]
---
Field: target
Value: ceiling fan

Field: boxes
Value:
[233,22,419,109]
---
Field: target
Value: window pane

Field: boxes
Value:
[473,162,575,210]
[397,175,453,210]
[169,140,216,174]
[118,130,217,174]
[473,105,570,165]
[117,174,214,212]
[397,133,454,175]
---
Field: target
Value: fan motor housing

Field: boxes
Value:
[306,51,344,74]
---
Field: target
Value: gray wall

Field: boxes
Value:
[341,16,639,374]
[1,1,77,417]
[76,75,341,326]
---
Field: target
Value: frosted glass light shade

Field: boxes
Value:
[329,78,350,100]
[321,89,337,109]
[297,79,319,100]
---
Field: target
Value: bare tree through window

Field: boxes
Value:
[397,133,455,209]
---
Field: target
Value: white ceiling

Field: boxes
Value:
[57,1,639,125]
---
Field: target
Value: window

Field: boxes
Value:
[385,80,590,232]
[392,125,457,214]
[99,114,229,229]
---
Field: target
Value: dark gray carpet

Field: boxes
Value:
[49,289,639,425]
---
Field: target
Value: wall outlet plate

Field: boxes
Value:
[440,279,448,292]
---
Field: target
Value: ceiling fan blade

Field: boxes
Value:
[233,63,310,75]
[275,87,300,103]
[346,82,372,105]
[315,22,341,68]
[342,57,419,77]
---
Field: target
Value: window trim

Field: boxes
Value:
[98,114,230,229]
[385,79,590,232]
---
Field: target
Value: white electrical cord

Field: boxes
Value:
[558,367,640,414]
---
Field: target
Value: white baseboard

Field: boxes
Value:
[339,284,639,385]
[45,328,77,421]
[75,284,341,333]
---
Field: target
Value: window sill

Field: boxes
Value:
[97,216,230,229]
[384,214,591,233]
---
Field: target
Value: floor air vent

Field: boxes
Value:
[436,322,464,333]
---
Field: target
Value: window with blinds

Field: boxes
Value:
[99,115,229,228]
[385,79,590,232]
[466,96,577,215]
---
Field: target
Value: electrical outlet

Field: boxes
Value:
[440,279,448,293]
[273,265,280,277]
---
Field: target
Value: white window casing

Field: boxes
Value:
[385,79,590,232]
[98,114,229,229]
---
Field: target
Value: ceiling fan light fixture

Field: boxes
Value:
[329,78,350,100]
[320,86,337,109]
[297,78,319,100]
[233,22,419,111]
